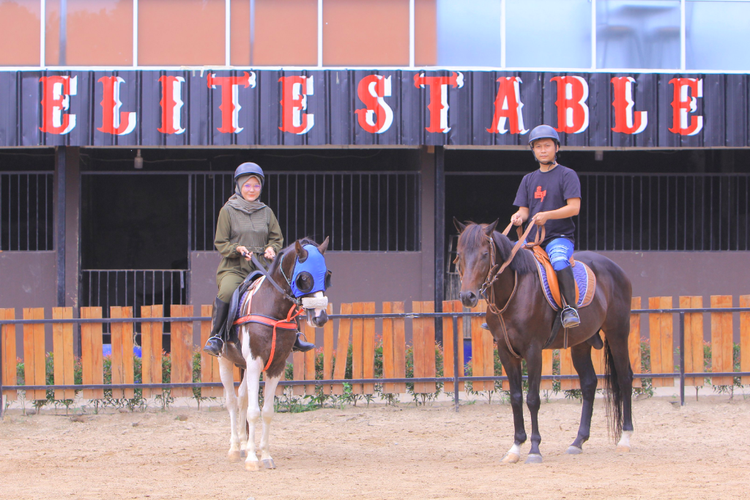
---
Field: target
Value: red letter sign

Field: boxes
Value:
[611,77,647,134]
[279,75,315,135]
[39,76,77,135]
[355,75,394,134]
[413,72,464,133]
[551,76,589,134]
[207,71,256,134]
[668,78,703,136]
[487,76,528,135]
[97,76,136,135]
[158,76,185,135]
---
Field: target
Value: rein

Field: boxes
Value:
[251,253,302,306]
[480,221,545,360]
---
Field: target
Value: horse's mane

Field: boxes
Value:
[461,223,537,275]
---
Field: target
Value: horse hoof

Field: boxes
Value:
[245,460,261,472]
[616,445,631,453]
[525,454,543,464]
[262,458,276,469]
[566,446,583,455]
[228,450,242,463]
[501,453,520,464]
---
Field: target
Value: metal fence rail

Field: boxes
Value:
[191,171,421,252]
[0,172,53,251]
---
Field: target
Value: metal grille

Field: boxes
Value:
[80,269,188,323]
[578,173,750,251]
[191,171,421,252]
[0,172,54,251]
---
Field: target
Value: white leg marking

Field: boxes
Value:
[259,375,281,469]
[242,331,265,471]
[502,443,522,464]
[218,357,242,462]
[617,430,633,452]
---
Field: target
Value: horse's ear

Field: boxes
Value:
[453,217,466,233]
[484,219,499,236]
[318,236,329,255]
[295,240,308,262]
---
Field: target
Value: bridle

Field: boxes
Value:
[456,221,545,359]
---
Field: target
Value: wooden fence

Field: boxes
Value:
[1,295,749,404]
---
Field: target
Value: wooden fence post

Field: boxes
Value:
[1,309,17,401]
[170,305,193,398]
[52,307,75,401]
[648,297,674,388]
[110,307,135,400]
[80,307,104,400]
[362,302,376,395]
[200,304,223,398]
[741,295,750,386]
[331,303,351,395]
[679,296,704,387]
[141,305,163,398]
[442,300,464,394]
[710,295,733,386]
[412,301,436,394]
[629,297,642,388]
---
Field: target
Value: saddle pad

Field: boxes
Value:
[532,246,596,311]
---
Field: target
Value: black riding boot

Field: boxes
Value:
[292,318,315,352]
[556,266,581,329]
[203,298,230,357]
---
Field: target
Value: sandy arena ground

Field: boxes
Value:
[2,392,750,500]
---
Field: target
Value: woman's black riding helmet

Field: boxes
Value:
[234,162,265,188]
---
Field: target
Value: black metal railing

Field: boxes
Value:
[0,172,54,251]
[191,171,421,252]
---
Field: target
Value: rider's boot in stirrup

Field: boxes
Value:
[292,332,315,352]
[556,266,581,329]
[203,298,230,357]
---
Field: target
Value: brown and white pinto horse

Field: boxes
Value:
[216,237,330,471]
[453,219,634,464]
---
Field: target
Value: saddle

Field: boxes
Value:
[225,271,265,342]
[531,246,596,312]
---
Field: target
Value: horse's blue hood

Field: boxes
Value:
[290,245,328,297]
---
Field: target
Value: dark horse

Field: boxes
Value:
[454,219,633,464]
[217,237,330,471]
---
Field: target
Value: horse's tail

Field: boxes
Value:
[603,337,624,441]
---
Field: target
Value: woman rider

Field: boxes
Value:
[203,162,314,356]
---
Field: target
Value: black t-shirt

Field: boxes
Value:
[513,164,581,245]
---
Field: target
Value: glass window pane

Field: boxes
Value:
[507,0,592,69]
[139,0,224,66]
[254,0,317,66]
[0,0,40,65]
[596,0,681,70]
[67,0,133,66]
[687,1,750,71]
[436,0,502,67]
[323,0,409,66]
[415,0,437,66]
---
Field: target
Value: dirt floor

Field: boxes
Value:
[2,392,750,500]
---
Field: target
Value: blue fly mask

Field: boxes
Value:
[290,244,331,298]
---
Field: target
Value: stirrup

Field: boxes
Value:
[203,336,224,357]
[561,306,580,329]
[292,332,315,353]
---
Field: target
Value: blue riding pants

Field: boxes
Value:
[544,238,575,271]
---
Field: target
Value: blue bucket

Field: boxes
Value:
[102,344,142,358]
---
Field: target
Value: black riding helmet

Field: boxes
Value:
[528,125,560,165]
[234,162,265,191]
